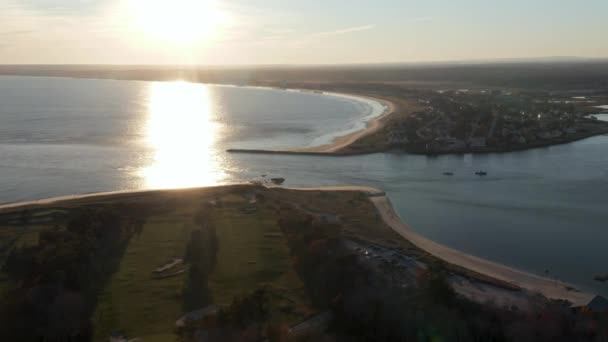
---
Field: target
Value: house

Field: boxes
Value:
[387,131,409,145]
[468,137,487,148]
[538,130,562,140]
[434,137,466,151]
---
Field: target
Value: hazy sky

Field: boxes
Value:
[1,0,607,65]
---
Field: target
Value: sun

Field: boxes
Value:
[128,0,227,45]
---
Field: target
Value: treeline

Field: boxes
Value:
[182,207,218,312]
[277,207,608,342]
[2,61,608,90]
[0,204,147,342]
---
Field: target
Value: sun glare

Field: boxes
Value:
[140,81,225,189]
[128,0,228,45]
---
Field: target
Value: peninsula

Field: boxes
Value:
[0,185,605,341]
[228,83,608,156]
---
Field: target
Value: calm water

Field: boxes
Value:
[1,76,607,297]
[593,114,608,122]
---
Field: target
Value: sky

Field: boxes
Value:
[1,0,607,65]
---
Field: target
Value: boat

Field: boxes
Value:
[443,172,454,176]
[594,273,608,282]
[475,171,488,176]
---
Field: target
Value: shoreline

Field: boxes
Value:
[0,73,397,156]
[227,127,608,157]
[228,123,608,157]
[370,195,594,306]
[277,185,594,306]
[221,85,398,154]
[400,128,608,155]
[12,74,399,155]
[0,185,595,306]
[293,94,396,153]
[2,74,608,157]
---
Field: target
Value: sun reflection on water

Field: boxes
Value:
[140,81,225,189]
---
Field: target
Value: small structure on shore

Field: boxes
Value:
[152,258,185,279]
[155,258,183,273]
[270,177,285,185]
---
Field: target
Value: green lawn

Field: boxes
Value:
[92,214,192,341]
[209,205,305,309]
[14,229,40,248]
[90,190,313,340]
[0,187,393,341]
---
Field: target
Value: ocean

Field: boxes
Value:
[1,75,608,296]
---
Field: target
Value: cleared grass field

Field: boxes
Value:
[93,214,192,341]
[209,204,309,323]
[92,190,309,340]
[0,186,427,341]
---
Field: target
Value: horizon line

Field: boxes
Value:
[1,56,608,69]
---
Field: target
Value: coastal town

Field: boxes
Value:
[382,90,608,154]
[225,80,608,156]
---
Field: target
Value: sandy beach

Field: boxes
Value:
[0,185,595,306]
[263,185,596,306]
[293,94,397,153]
[225,90,402,156]
[211,84,399,154]
[371,195,594,306]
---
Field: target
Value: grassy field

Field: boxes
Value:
[0,186,392,340]
[269,189,420,252]
[2,185,602,342]
[91,190,309,340]
[92,214,193,341]
[208,203,309,323]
